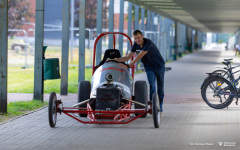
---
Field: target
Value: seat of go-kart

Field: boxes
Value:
[98,49,121,66]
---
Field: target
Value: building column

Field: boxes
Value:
[34,0,45,100]
[108,0,114,49]
[181,24,186,53]
[139,7,145,69]
[186,26,191,52]
[70,0,74,62]
[192,29,195,51]
[0,0,8,113]
[96,0,103,64]
[78,0,86,83]
[170,20,174,60]
[151,12,155,43]
[134,5,139,30]
[118,0,124,55]
[146,10,151,39]
[60,0,70,95]
[127,2,132,51]
[166,19,171,61]
[161,17,166,61]
[158,15,161,54]
[134,5,139,71]
[195,30,198,49]
[173,21,178,60]
[141,8,145,34]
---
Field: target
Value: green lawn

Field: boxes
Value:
[8,67,92,93]
[8,66,143,94]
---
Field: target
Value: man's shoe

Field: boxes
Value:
[148,101,152,105]
[148,101,152,115]
[160,112,163,117]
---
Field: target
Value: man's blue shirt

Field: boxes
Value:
[131,38,165,69]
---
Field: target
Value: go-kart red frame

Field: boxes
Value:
[92,32,134,80]
[49,32,154,127]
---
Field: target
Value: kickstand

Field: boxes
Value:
[236,98,239,105]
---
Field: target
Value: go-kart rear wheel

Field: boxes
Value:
[152,93,160,128]
[78,81,91,117]
[134,81,148,118]
[48,92,57,128]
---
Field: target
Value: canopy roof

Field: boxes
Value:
[128,0,240,33]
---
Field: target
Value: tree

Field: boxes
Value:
[74,0,108,38]
[8,0,33,36]
[74,0,97,29]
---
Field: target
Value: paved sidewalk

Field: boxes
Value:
[2,49,240,150]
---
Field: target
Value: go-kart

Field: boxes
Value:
[48,32,161,128]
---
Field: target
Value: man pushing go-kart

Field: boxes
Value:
[108,30,165,117]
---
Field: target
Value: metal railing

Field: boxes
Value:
[8,27,164,68]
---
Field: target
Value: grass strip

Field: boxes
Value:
[0,100,48,123]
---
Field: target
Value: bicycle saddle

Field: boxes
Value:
[223,59,233,62]
[222,61,231,66]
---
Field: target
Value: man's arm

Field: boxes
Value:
[112,52,135,62]
[129,51,148,67]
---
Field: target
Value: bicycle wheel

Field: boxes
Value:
[202,76,235,109]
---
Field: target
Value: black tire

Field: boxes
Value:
[200,71,229,97]
[78,81,91,117]
[134,81,148,118]
[202,76,235,109]
[152,93,160,128]
[48,92,57,128]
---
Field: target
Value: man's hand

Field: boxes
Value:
[118,63,128,69]
[106,59,116,62]
[128,51,147,68]
[128,63,133,68]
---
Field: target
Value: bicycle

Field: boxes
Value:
[201,59,240,109]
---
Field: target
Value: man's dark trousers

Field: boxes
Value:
[145,66,165,112]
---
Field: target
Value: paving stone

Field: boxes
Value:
[1,50,240,150]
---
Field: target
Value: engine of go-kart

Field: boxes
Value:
[96,85,121,110]
[91,61,132,110]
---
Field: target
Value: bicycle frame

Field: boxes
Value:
[219,64,240,93]
[211,62,240,104]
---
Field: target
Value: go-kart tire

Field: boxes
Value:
[134,81,148,118]
[152,93,160,128]
[78,81,91,117]
[48,92,57,128]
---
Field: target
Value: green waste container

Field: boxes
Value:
[173,54,177,60]
[178,52,182,57]
[43,58,61,80]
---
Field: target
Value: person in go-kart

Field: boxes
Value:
[108,30,165,117]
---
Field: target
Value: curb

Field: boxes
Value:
[0,106,48,126]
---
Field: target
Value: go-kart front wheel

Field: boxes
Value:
[78,81,91,117]
[48,92,58,128]
[152,93,160,128]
